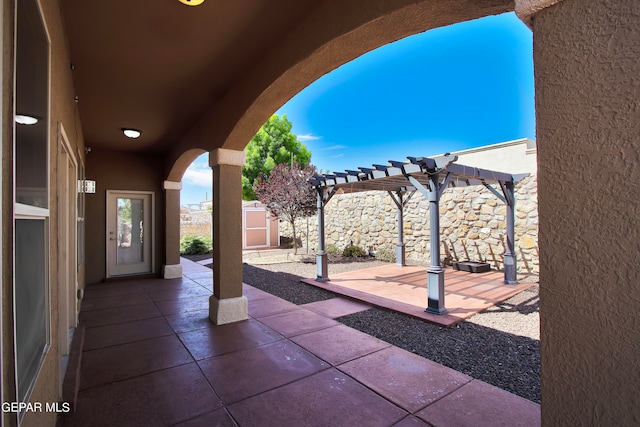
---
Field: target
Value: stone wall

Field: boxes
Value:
[180,208,212,237]
[281,175,539,273]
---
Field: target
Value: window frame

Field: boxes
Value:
[12,0,52,415]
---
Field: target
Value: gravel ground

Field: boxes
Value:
[195,254,540,403]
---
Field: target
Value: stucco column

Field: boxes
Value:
[515,0,566,24]
[530,0,640,425]
[208,148,247,324]
[162,181,183,279]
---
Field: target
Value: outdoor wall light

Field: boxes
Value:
[122,128,142,139]
[15,114,39,125]
[178,0,205,6]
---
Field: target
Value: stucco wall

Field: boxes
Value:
[4,0,87,425]
[1,0,15,420]
[85,149,164,284]
[534,0,640,424]
[440,138,537,174]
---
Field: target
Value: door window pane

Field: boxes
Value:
[117,198,144,265]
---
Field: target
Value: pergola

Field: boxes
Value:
[309,155,528,315]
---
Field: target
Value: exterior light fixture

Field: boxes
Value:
[15,114,39,125]
[122,128,141,139]
[179,0,205,6]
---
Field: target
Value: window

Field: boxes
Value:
[14,0,50,406]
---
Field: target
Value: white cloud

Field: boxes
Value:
[297,134,321,141]
[323,144,347,151]
[331,153,344,158]
[182,162,212,187]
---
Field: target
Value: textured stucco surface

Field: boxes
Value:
[534,0,640,424]
[85,150,165,284]
[9,1,86,425]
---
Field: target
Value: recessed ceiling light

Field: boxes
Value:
[179,0,205,6]
[122,128,141,139]
[15,114,39,125]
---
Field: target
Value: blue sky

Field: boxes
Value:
[181,12,534,206]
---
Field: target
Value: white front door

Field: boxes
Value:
[106,191,154,277]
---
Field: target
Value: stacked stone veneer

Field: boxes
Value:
[281,175,539,273]
[180,208,212,237]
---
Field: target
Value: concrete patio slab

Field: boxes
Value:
[301,297,373,318]
[415,379,541,426]
[57,257,540,426]
[339,346,473,413]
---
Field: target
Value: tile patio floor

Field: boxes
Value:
[57,258,539,427]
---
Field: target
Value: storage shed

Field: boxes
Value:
[242,201,280,249]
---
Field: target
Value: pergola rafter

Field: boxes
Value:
[309,155,528,315]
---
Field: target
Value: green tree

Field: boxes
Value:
[242,114,311,200]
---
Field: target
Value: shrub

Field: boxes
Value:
[180,234,213,255]
[342,244,367,258]
[375,246,396,262]
[326,244,338,254]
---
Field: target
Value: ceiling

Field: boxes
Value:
[60,0,319,153]
[60,0,514,156]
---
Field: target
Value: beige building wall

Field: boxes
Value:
[534,0,640,424]
[85,149,165,285]
[2,0,87,425]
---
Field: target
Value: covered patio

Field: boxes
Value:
[58,257,539,427]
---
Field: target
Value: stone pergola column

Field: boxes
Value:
[163,180,183,279]
[208,148,247,325]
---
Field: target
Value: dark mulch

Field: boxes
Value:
[182,253,212,262]
[241,264,337,305]
[337,308,540,403]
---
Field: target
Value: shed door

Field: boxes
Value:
[243,209,269,249]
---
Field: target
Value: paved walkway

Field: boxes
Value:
[58,258,539,427]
